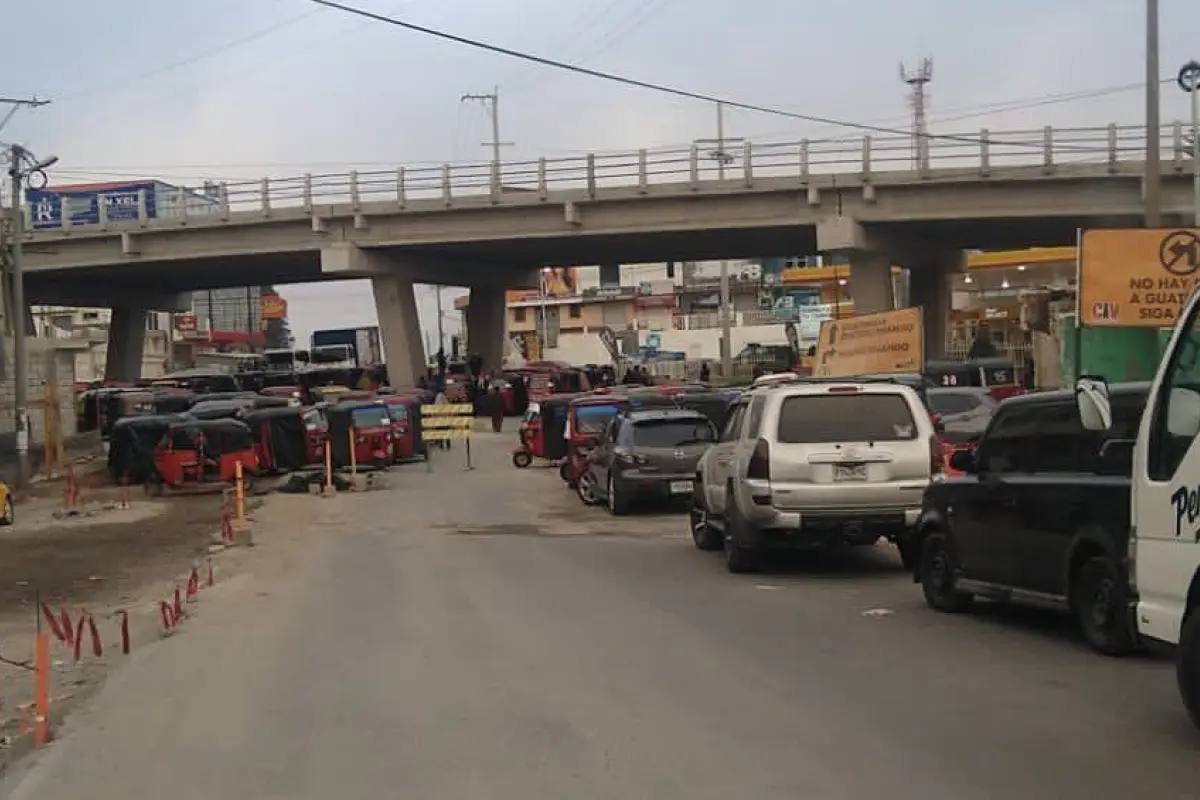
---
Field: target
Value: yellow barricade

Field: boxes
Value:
[421,403,474,442]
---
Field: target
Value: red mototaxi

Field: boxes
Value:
[379,393,423,460]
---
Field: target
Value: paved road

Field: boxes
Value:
[4,433,1200,799]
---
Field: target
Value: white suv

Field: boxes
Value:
[690,381,940,573]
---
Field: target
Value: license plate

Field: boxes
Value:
[670,480,693,494]
[833,464,868,482]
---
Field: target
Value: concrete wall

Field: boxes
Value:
[0,339,78,444]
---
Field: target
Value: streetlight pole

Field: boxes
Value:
[1179,61,1200,226]
[6,144,57,488]
[1145,0,1162,227]
[538,267,551,360]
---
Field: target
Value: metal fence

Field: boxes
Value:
[24,122,1197,234]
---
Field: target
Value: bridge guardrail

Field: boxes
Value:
[24,122,1198,235]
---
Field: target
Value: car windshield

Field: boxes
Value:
[386,404,408,423]
[574,404,621,433]
[351,406,390,428]
[632,419,715,448]
[777,393,918,443]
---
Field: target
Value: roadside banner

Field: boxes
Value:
[1078,228,1200,327]
[420,404,474,441]
[813,307,923,378]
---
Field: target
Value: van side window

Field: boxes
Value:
[721,404,747,443]
[1029,402,1089,473]
[976,405,1038,473]
[745,395,767,439]
[1149,309,1200,481]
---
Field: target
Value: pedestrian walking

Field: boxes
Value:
[434,388,451,450]
[489,386,505,434]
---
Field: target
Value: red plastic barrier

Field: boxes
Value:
[40,603,66,644]
[60,606,74,647]
[72,616,85,662]
[159,601,175,632]
[186,569,199,603]
[173,587,183,620]
[120,611,130,655]
[87,615,101,658]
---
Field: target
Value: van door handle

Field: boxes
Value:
[716,457,732,466]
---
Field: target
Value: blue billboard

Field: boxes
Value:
[25,181,158,230]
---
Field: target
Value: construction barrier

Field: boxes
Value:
[421,403,475,470]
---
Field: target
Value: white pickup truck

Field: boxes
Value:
[1076,303,1200,730]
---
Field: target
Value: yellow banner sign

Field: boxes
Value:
[421,404,475,440]
[813,307,924,378]
[1079,228,1200,327]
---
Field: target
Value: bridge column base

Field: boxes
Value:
[466,286,506,373]
[104,306,147,382]
[371,274,426,389]
[908,256,961,360]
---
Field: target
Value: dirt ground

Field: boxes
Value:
[0,492,226,616]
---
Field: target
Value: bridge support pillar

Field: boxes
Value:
[371,274,426,389]
[466,286,506,373]
[815,217,895,314]
[104,306,147,382]
[907,255,961,360]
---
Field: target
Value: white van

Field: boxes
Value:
[1077,304,1200,730]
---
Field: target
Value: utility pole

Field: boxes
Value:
[6,140,58,489]
[694,102,743,378]
[435,285,445,357]
[460,87,514,181]
[1145,0,1162,227]
[900,58,933,171]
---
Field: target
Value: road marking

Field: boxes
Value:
[754,584,784,591]
[860,608,894,617]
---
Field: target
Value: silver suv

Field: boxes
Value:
[691,381,939,573]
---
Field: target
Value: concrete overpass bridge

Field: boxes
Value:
[18,122,1199,384]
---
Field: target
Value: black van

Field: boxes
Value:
[909,382,1148,655]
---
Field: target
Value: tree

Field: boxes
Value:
[260,285,292,349]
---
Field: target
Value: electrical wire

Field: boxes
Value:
[52,7,327,104]
[305,0,1104,151]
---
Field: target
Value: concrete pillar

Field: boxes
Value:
[370,274,426,389]
[906,255,960,361]
[847,254,895,315]
[467,286,506,373]
[104,306,147,382]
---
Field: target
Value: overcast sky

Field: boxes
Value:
[4,0,1199,351]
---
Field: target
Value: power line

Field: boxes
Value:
[52,8,327,104]
[305,0,1088,150]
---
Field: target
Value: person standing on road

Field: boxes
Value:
[968,321,999,360]
[434,387,451,450]
[699,361,711,384]
[489,385,505,433]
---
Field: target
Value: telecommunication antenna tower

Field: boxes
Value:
[899,57,933,170]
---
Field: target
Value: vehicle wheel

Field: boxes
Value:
[576,471,599,505]
[512,451,533,469]
[607,474,629,516]
[0,496,13,526]
[724,496,762,574]
[1072,556,1136,656]
[1178,610,1200,732]
[690,496,722,551]
[918,532,973,612]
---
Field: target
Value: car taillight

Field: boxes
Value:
[747,438,771,480]
[929,435,944,474]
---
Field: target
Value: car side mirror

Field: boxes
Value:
[1075,376,1112,431]
[930,413,946,435]
[1167,387,1200,438]
[948,449,975,473]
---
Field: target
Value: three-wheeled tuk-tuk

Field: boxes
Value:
[146,418,260,494]
[99,389,156,439]
[511,394,573,468]
[326,401,393,469]
[923,358,1024,402]
[560,394,640,486]
[674,390,737,431]
[379,394,424,461]
[107,414,189,484]
[153,389,196,415]
[188,399,253,421]
[243,406,311,473]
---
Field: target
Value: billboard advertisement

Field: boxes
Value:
[813,307,923,378]
[1078,228,1200,326]
[26,181,159,230]
[260,295,288,320]
[541,267,578,297]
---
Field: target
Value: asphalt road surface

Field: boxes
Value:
[4,433,1200,799]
